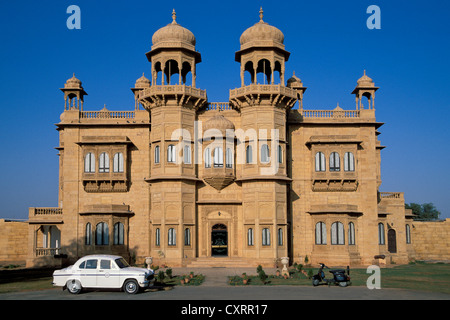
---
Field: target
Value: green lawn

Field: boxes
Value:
[0,262,449,294]
[230,262,450,294]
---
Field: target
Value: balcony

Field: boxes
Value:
[28,207,63,224]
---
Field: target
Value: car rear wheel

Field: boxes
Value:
[66,280,82,294]
[123,279,140,294]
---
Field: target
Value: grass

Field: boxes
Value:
[230,262,450,294]
[0,262,449,294]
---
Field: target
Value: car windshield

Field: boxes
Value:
[115,258,130,269]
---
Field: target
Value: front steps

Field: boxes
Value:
[185,257,256,268]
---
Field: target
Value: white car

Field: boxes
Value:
[52,254,155,294]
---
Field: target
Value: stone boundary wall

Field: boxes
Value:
[0,219,28,265]
[412,219,450,261]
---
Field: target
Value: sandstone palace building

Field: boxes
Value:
[25,9,416,268]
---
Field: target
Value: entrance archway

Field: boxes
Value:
[211,224,228,256]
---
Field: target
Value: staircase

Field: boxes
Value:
[185,257,254,268]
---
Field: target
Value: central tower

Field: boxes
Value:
[230,8,297,264]
[138,10,206,265]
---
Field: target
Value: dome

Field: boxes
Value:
[135,73,151,88]
[287,72,303,87]
[356,70,375,87]
[240,8,284,46]
[203,114,235,135]
[152,9,196,47]
[64,73,82,89]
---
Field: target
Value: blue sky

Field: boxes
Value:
[0,0,449,219]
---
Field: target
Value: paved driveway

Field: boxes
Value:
[1,284,449,300]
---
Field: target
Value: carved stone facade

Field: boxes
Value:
[25,9,414,268]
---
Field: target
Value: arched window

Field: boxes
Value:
[315,222,327,245]
[205,147,211,168]
[406,224,411,244]
[278,228,283,246]
[114,222,124,245]
[344,152,355,171]
[95,222,109,245]
[261,144,270,163]
[246,145,253,164]
[168,228,176,246]
[329,152,340,172]
[331,222,345,245]
[278,145,283,164]
[85,223,92,245]
[113,152,124,173]
[99,152,110,173]
[184,228,191,246]
[226,148,233,168]
[84,152,95,173]
[154,145,160,164]
[262,228,271,246]
[348,222,356,245]
[184,145,191,164]
[315,152,326,172]
[155,228,160,247]
[247,228,254,246]
[213,147,223,167]
[378,223,385,245]
[167,145,176,163]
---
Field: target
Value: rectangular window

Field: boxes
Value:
[85,259,98,269]
[100,260,111,269]
[262,228,270,246]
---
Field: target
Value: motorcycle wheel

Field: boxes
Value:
[338,281,348,287]
[312,279,320,286]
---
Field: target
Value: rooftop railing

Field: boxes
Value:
[80,110,135,119]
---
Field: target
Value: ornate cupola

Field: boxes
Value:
[138,9,206,110]
[146,9,201,87]
[287,71,307,109]
[60,73,87,111]
[131,73,151,110]
[230,8,297,110]
[235,7,290,87]
[352,70,379,109]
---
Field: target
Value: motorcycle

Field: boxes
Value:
[312,263,351,287]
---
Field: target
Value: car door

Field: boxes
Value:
[97,259,120,288]
[82,258,99,288]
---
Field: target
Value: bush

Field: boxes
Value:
[157,270,165,283]
[259,270,268,284]
[166,268,172,278]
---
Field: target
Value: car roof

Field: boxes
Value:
[77,254,123,261]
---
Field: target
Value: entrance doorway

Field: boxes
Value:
[211,224,228,256]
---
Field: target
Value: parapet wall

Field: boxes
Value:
[0,219,28,265]
[412,219,450,261]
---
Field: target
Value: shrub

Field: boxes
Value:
[259,270,268,284]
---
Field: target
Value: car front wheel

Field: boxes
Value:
[66,279,82,294]
[123,279,140,294]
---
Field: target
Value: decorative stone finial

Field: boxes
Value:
[172,9,177,24]
[259,7,264,22]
